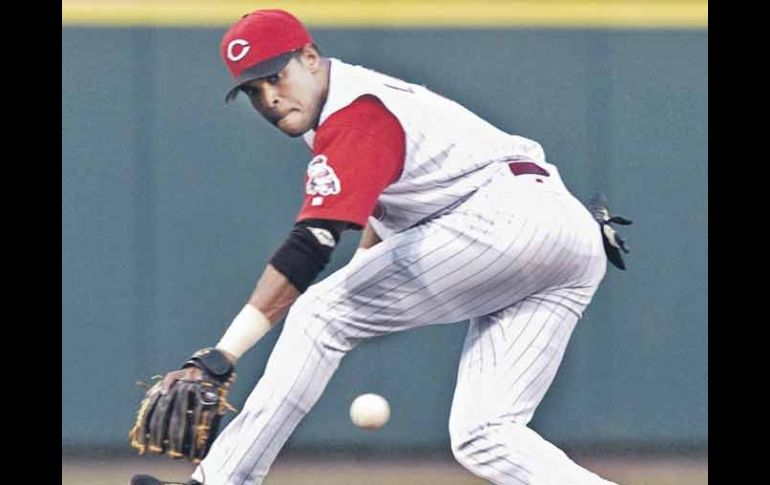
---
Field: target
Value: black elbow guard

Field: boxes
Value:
[269,220,342,292]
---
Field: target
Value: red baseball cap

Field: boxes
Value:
[221,9,314,103]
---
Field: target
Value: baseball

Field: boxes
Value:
[350,393,390,429]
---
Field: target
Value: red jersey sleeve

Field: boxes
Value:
[296,95,405,228]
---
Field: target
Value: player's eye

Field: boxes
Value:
[241,85,259,97]
[265,73,281,85]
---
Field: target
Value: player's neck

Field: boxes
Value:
[313,57,332,129]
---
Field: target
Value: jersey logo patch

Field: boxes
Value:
[305,155,341,197]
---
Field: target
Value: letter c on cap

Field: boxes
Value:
[227,39,251,62]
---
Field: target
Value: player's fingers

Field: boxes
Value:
[160,373,176,395]
[167,381,196,459]
[160,370,186,394]
[128,382,163,453]
[147,386,176,454]
[608,215,633,225]
[161,368,203,394]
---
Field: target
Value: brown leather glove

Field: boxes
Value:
[129,348,237,464]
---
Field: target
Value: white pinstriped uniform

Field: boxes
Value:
[193,60,616,485]
[304,60,550,239]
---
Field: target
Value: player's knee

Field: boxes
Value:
[449,425,482,472]
[449,417,482,469]
[449,417,528,471]
[283,288,354,353]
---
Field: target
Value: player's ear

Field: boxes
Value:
[299,44,322,72]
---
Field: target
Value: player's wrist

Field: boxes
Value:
[183,347,235,380]
[215,303,272,363]
[218,348,238,364]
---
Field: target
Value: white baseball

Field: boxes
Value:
[350,393,390,429]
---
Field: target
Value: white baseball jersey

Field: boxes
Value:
[303,58,564,238]
[194,58,616,485]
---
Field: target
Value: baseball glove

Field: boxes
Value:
[128,348,237,464]
[587,193,633,270]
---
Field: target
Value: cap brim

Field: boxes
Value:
[224,51,295,103]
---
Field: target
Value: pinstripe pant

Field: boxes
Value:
[193,168,615,485]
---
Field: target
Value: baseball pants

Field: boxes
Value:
[193,166,615,485]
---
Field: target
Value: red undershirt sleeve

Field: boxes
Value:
[296,95,405,229]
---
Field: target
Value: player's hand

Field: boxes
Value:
[129,348,237,463]
[587,193,633,270]
[159,367,202,395]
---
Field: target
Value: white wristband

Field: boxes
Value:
[215,304,272,361]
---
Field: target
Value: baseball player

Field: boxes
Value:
[132,8,630,485]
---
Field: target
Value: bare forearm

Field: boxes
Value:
[217,220,346,363]
[248,264,301,322]
[359,222,382,249]
[215,264,300,364]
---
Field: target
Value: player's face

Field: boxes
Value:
[240,50,327,137]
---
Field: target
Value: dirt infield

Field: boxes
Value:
[62,453,707,485]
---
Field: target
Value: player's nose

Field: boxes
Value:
[258,82,280,108]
